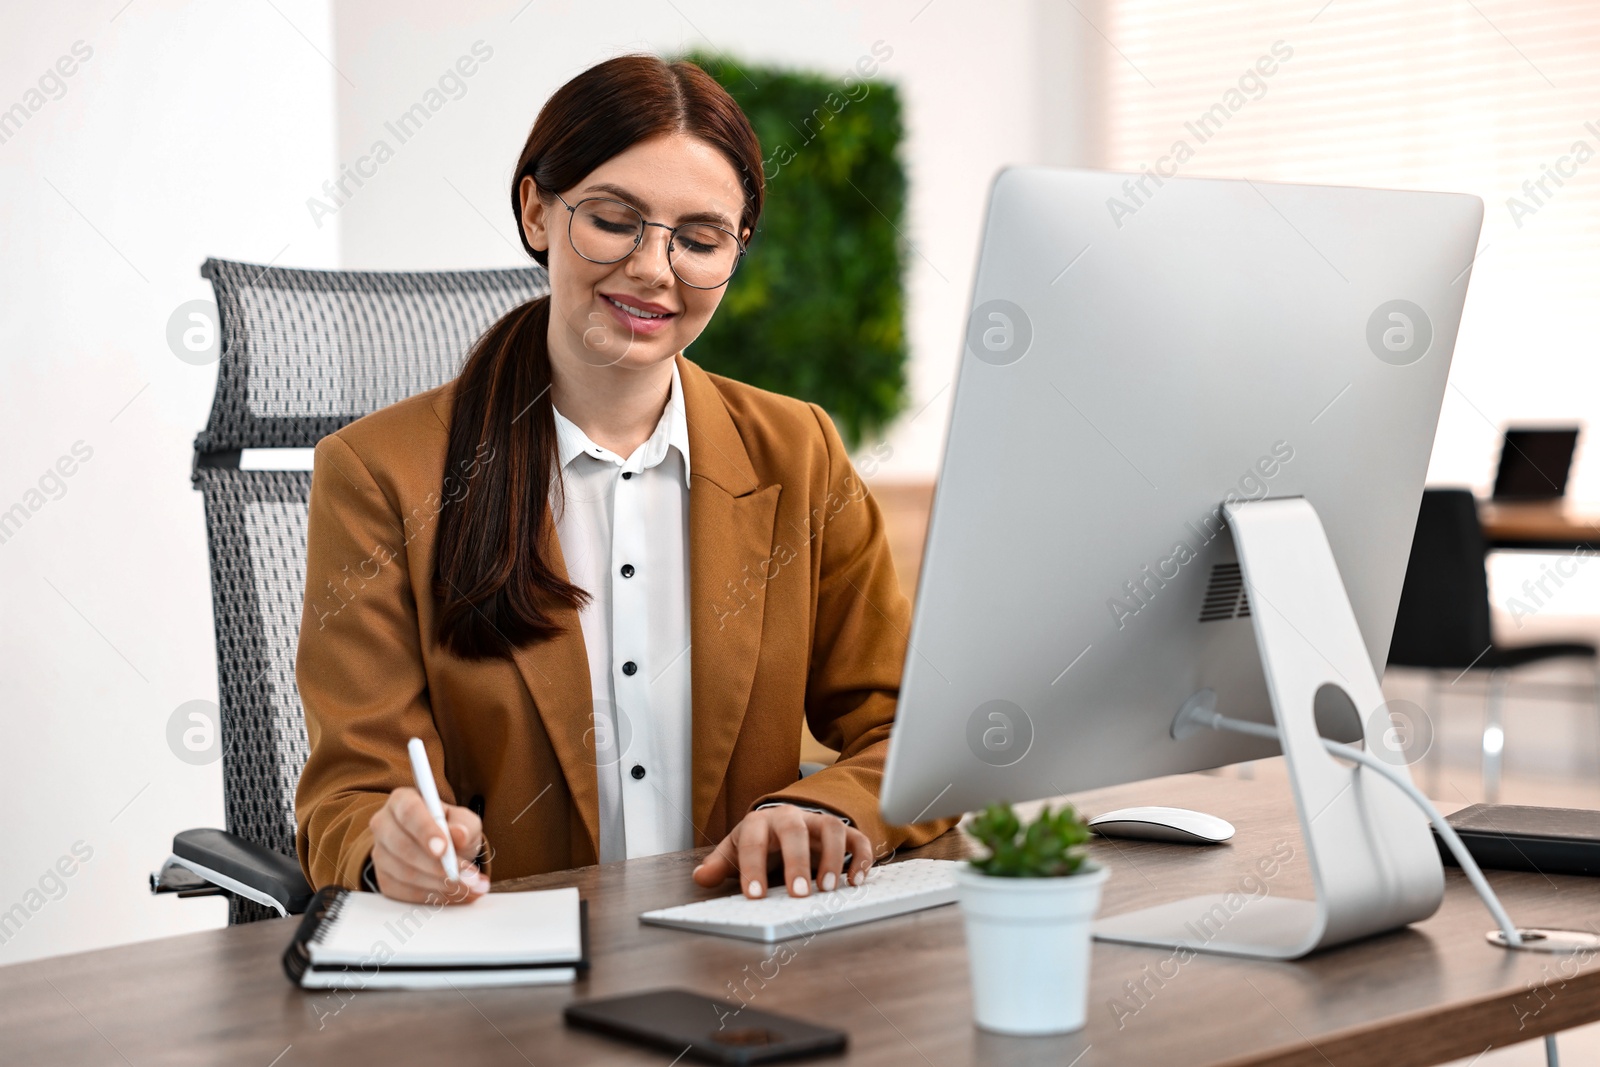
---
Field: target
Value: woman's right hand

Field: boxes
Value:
[368,786,489,903]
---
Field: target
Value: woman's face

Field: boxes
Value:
[520,131,750,375]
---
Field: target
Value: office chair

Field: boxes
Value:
[150,257,551,924]
[1387,487,1599,803]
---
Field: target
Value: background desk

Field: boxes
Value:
[5,773,1598,1066]
[1480,501,1600,551]
[873,485,1600,565]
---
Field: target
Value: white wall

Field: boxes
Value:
[0,0,338,964]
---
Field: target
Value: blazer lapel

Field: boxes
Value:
[679,355,782,836]
[506,519,602,861]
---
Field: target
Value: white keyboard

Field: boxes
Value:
[639,858,962,943]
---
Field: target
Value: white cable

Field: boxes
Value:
[1321,742,1522,945]
[1195,711,1560,1065]
[1198,710,1523,945]
[1311,733,1559,1067]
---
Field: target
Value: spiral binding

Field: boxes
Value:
[280,885,348,984]
[306,888,350,945]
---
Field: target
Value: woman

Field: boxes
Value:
[294,54,954,906]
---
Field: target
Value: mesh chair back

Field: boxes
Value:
[1387,488,1494,669]
[192,258,549,922]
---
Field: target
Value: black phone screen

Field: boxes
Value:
[564,988,848,1065]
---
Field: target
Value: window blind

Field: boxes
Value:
[1099,0,1600,498]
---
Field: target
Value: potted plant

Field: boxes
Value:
[956,802,1109,1035]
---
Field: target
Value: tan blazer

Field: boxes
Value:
[294,353,957,890]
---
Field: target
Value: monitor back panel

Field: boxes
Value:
[880,168,1484,824]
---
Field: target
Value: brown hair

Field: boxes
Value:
[431,55,764,660]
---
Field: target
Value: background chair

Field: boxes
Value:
[151,258,550,924]
[1387,487,1598,802]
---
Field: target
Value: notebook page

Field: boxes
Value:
[298,965,577,990]
[308,888,581,967]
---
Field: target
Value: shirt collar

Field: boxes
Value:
[551,360,691,485]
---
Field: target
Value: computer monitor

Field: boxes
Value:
[879,167,1484,958]
[1492,426,1580,501]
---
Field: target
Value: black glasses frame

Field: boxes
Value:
[551,190,747,290]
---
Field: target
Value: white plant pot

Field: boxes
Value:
[955,863,1109,1035]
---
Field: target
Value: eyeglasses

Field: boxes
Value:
[552,190,746,290]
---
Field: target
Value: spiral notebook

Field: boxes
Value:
[283,884,589,989]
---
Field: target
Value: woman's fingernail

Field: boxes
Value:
[822,872,837,892]
[792,877,809,897]
[852,869,865,886]
[430,837,445,856]
[748,880,763,898]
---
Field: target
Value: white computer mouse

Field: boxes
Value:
[1088,805,1235,844]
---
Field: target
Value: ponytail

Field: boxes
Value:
[432,295,588,659]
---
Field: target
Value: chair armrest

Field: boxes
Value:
[157,828,314,916]
[149,858,215,894]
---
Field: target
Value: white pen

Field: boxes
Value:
[407,737,461,881]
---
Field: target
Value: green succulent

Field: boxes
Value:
[965,802,1093,878]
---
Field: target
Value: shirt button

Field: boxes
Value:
[631,764,646,780]
[621,660,637,676]
[620,563,635,578]
[621,471,633,480]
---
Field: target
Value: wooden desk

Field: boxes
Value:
[875,483,1600,557]
[6,773,1598,1066]
[1479,501,1600,551]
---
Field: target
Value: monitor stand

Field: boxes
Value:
[1092,497,1445,960]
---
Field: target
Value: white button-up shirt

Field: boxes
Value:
[550,363,694,863]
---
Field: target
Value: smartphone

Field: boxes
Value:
[564,988,848,1065]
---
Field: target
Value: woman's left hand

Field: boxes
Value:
[692,804,874,899]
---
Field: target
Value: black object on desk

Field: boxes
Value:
[565,988,847,1065]
[1493,426,1580,501]
[1434,804,1600,877]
